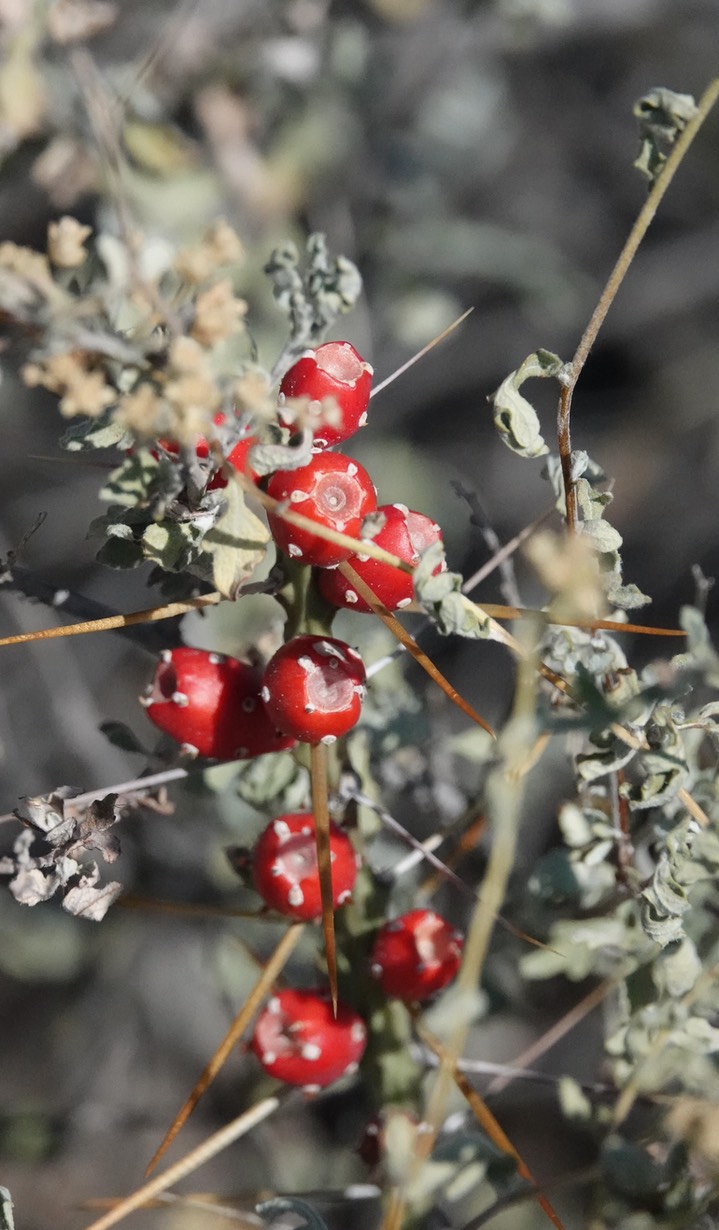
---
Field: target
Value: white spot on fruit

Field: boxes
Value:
[260,686,270,702]
[320,734,337,745]
[288,544,303,557]
[301,1042,322,1061]
[287,884,304,907]
[316,640,345,660]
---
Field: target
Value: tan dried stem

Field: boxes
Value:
[0,593,222,648]
[145,924,304,1176]
[309,741,339,1015]
[417,1025,566,1230]
[82,1095,284,1230]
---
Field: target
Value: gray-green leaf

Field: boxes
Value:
[490,349,565,459]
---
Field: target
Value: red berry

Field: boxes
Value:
[260,635,366,745]
[153,413,260,488]
[141,647,296,760]
[251,988,367,1090]
[369,909,463,1002]
[266,452,377,568]
[225,434,261,484]
[317,503,444,612]
[279,341,373,449]
[252,811,358,920]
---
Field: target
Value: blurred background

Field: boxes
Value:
[1,0,718,1227]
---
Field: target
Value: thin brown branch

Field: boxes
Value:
[145,925,303,1176]
[310,741,338,1015]
[558,76,719,528]
[339,561,495,737]
[83,1096,284,1230]
[0,593,222,648]
[418,1025,566,1230]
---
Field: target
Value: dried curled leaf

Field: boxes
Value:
[490,349,566,459]
[3,788,124,921]
[634,87,698,184]
[247,428,314,477]
[264,232,362,351]
[543,451,651,610]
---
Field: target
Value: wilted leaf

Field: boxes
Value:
[5,787,125,920]
[10,867,62,907]
[63,875,122,921]
[203,480,270,598]
[490,349,565,459]
[634,87,698,184]
[247,429,314,477]
[264,233,362,350]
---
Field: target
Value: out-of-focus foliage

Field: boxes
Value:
[1,3,719,1230]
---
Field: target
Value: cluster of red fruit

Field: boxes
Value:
[140,341,463,1091]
